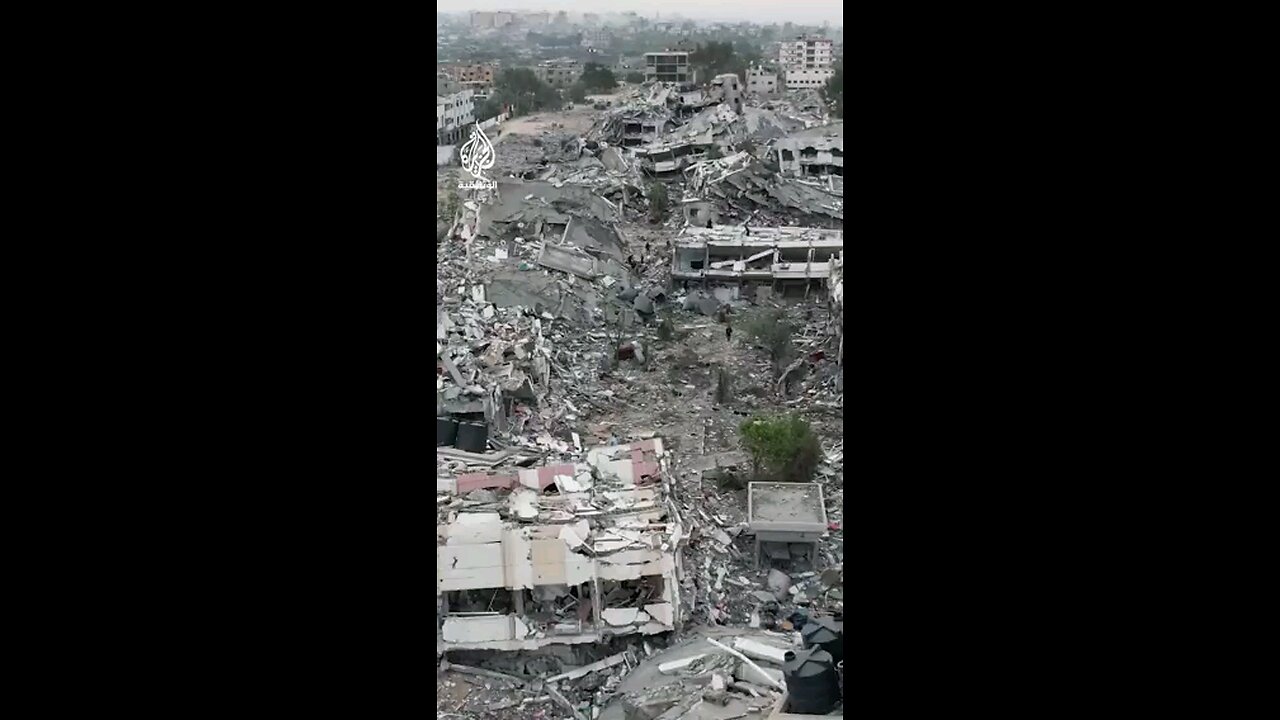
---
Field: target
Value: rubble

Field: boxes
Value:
[437,74,845,720]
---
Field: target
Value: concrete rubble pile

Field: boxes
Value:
[592,626,842,720]
[682,152,843,224]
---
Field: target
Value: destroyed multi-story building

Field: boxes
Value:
[708,73,744,113]
[670,226,844,300]
[644,51,691,84]
[683,149,844,225]
[436,439,685,651]
[746,65,779,96]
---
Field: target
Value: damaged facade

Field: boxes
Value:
[437,439,685,652]
[776,136,844,177]
[670,226,844,299]
[644,51,691,84]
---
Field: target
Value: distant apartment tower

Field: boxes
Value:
[779,35,834,71]
[644,51,690,84]
[471,11,513,28]
[442,63,498,87]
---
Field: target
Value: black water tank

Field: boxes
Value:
[783,649,839,715]
[437,417,458,447]
[801,616,844,663]
[455,421,488,453]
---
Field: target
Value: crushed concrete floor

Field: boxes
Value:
[438,86,844,719]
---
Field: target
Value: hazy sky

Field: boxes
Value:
[436,0,843,26]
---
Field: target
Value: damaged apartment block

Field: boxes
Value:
[437,439,686,652]
[671,225,844,301]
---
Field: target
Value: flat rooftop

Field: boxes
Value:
[747,482,828,533]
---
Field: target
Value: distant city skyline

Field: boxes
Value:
[436,0,843,26]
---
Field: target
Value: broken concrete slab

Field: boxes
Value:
[538,242,602,278]
[767,569,792,600]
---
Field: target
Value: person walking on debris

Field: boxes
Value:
[725,322,733,342]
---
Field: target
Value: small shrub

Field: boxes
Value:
[739,414,821,483]
[647,182,669,222]
[744,310,795,376]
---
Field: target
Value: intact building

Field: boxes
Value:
[779,35,834,71]
[532,59,582,88]
[436,90,474,145]
[644,51,690,84]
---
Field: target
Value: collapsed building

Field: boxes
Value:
[670,225,843,300]
[682,151,844,226]
[436,438,685,652]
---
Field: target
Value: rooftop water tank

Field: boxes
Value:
[801,615,844,663]
[783,648,839,715]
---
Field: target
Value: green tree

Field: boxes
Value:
[625,71,645,84]
[493,68,562,116]
[739,414,821,482]
[473,98,502,122]
[823,60,844,118]
[568,83,588,103]
[647,182,669,222]
[744,310,795,376]
[579,62,619,92]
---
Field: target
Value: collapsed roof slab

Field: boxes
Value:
[747,482,829,534]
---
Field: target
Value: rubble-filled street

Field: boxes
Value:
[439,9,844,719]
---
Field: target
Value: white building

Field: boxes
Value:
[746,66,778,96]
[779,35,834,72]
[785,68,835,90]
[436,89,474,146]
